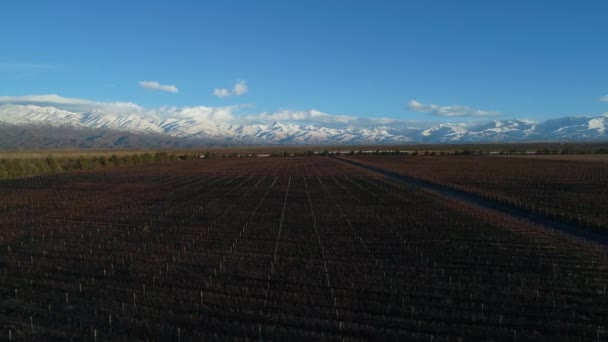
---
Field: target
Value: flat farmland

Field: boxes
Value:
[1,157,607,340]
[345,155,608,234]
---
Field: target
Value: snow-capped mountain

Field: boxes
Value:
[0,104,606,147]
[533,116,607,139]
[420,123,469,142]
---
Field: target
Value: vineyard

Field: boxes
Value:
[345,155,608,234]
[1,157,607,340]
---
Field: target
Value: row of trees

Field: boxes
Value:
[0,152,178,180]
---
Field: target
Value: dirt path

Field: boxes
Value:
[334,156,608,247]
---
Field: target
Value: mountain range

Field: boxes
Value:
[0,104,606,148]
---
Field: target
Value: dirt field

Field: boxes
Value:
[491,154,608,163]
[346,155,608,232]
[1,157,607,340]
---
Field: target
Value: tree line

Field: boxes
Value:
[0,152,178,180]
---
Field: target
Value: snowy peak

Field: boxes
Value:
[0,104,606,146]
[588,117,606,135]
[534,116,608,139]
[0,105,85,127]
[420,123,468,141]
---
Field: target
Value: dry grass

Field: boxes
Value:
[0,149,161,160]
[489,154,608,163]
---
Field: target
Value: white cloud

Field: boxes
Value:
[158,105,237,122]
[233,80,248,96]
[138,81,178,93]
[600,95,608,102]
[213,88,231,98]
[246,109,351,124]
[408,100,501,117]
[242,109,405,129]
[213,80,248,98]
[0,94,143,114]
[0,94,239,123]
[0,94,91,107]
[0,94,420,128]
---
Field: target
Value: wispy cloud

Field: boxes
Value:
[600,95,608,102]
[245,109,356,125]
[0,94,143,115]
[0,63,55,71]
[213,80,248,98]
[233,80,248,96]
[213,88,231,98]
[0,94,421,128]
[0,94,240,123]
[408,100,501,117]
[242,109,406,129]
[138,81,178,93]
[158,105,238,122]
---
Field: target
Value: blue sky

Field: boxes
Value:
[1,0,607,125]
